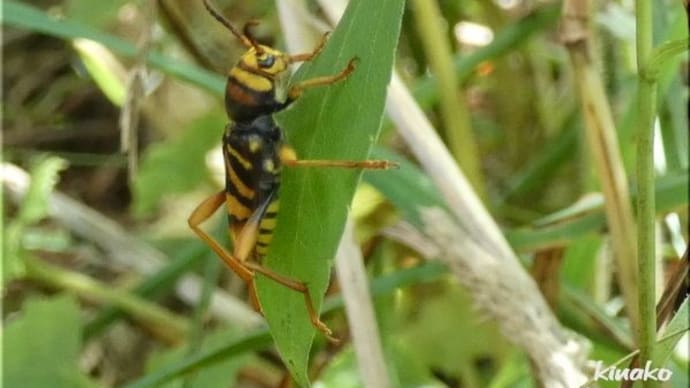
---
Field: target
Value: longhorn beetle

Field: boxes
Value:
[189,0,396,341]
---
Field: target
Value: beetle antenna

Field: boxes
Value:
[202,0,253,48]
[242,21,264,54]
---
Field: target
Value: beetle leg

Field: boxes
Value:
[280,144,397,170]
[287,57,357,101]
[288,32,330,63]
[188,191,253,282]
[191,191,337,341]
[245,261,337,343]
[243,195,337,341]
[284,158,398,170]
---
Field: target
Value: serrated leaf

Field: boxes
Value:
[3,295,95,388]
[254,0,404,385]
[3,156,66,285]
[18,156,67,224]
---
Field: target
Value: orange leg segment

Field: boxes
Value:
[288,32,330,63]
[246,262,337,343]
[188,191,253,282]
[280,144,398,170]
[288,58,358,100]
[283,158,398,170]
[188,191,337,342]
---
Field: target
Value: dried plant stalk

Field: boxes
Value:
[420,208,589,387]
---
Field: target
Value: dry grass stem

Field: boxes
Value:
[561,0,639,335]
[420,208,589,387]
[335,219,390,388]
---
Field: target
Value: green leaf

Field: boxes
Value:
[487,351,533,388]
[3,295,95,388]
[364,147,449,228]
[653,297,689,366]
[560,235,602,292]
[73,39,126,106]
[398,285,512,386]
[505,169,688,251]
[254,0,404,385]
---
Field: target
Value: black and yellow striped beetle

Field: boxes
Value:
[189,0,396,341]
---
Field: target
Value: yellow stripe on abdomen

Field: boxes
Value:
[255,199,280,256]
[256,232,273,245]
[227,145,252,170]
[265,199,280,215]
[226,193,252,221]
[225,156,255,200]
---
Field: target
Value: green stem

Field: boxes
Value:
[410,0,486,199]
[635,1,658,386]
[636,78,658,385]
[25,256,189,343]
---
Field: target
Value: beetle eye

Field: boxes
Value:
[257,54,275,68]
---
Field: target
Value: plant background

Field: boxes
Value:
[2,0,688,387]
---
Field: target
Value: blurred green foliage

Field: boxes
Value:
[4,295,96,388]
[2,0,687,387]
